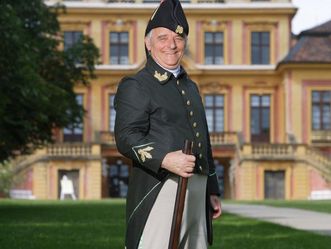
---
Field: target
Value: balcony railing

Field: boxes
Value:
[311,130,331,143]
[47,143,93,156]
[210,132,238,146]
[241,143,301,159]
[250,144,296,158]
[240,143,331,179]
[99,131,238,147]
[12,143,101,172]
[306,147,331,168]
[100,131,116,145]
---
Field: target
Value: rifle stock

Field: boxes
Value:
[168,140,193,249]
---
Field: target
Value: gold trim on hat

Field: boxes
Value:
[150,6,160,20]
[175,25,183,34]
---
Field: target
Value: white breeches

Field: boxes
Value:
[139,174,208,249]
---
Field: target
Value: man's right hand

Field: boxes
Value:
[161,150,196,177]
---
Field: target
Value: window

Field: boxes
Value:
[64,31,82,51]
[204,94,224,132]
[109,94,116,132]
[204,32,224,65]
[63,94,84,142]
[250,95,270,142]
[109,32,129,65]
[251,32,270,64]
[312,91,331,130]
[108,160,129,198]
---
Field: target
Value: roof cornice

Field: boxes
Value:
[277,62,331,72]
[46,1,296,15]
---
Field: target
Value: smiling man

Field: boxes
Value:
[145,27,186,70]
[114,0,221,248]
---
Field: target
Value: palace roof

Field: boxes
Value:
[281,19,331,64]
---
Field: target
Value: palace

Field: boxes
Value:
[11,0,331,200]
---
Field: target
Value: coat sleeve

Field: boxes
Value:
[114,77,168,174]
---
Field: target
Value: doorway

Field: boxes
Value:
[108,160,129,197]
[264,170,285,199]
[58,170,79,199]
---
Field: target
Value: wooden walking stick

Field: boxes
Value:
[168,140,193,249]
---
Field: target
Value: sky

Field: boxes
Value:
[292,0,331,34]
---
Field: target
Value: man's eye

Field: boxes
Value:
[175,37,184,42]
[157,36,167,41]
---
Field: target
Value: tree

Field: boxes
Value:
[0,161,14,197]
[0,0,99,163]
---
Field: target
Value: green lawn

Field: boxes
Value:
[0,199,125,249]
[225,200,331,214]
[0,199,331,249]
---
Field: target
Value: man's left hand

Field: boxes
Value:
[210,195,222,219]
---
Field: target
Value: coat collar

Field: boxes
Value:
[145,56,187,84]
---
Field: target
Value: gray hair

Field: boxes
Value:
[145,29,188,47]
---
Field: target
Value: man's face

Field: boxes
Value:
[145,27,186,70]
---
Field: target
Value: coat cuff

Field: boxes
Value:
[207,173,220,196]
[131,142,168,174]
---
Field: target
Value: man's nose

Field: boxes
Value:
[169,38,177,49]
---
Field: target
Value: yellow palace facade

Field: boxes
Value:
[11,0,331,200]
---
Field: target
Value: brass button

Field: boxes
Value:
[199,154,203,159]
[198,142,202,148]
[196,132,200,137]
[181,90,185,95]
[176,80,180,85]
[193,122,197,128]
[186,100,190,106]
[189,111,193,116]
[199,165,203,171]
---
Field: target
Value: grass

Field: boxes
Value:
[225,200,331,214]
[0,199,126,249]
[1,199,331,249]
[212,212,331,249]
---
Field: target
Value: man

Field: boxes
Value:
[114,0,221,248]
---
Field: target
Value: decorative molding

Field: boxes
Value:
[200,82,230,93]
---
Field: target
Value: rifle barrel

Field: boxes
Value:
[168,140,193,249]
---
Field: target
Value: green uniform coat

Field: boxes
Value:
[114,56,220,249]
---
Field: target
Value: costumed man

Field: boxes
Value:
[114,0,222,248]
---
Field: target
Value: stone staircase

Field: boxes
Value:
[305,146,331,181]
[236,140,331,182]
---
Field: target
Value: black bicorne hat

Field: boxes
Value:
[145,0,189,37]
